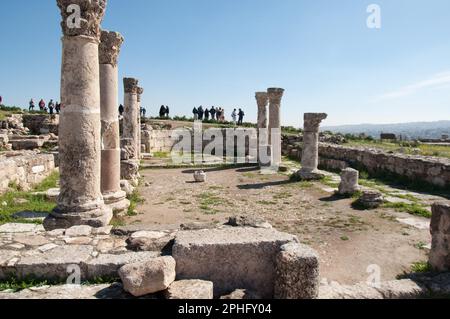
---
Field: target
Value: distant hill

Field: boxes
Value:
[322,121,450,140]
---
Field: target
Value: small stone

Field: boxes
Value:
[38,243,58,253]
[119,256,176,297]
[65,225,93,237]
[227,216,272,229]
[64,237,92,245]
[13,198,29,205]
[92,226,113,236]
[220,289,260,300]
[0,223,43,234]
[7,257,20,267]
[130,231,167,240]
[46,229,65,237]
[194,171,206,183]
[6,243,25,250]
[165,280,214,299]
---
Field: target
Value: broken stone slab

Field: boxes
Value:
[85,251,160,279]
[64,225,93,237]
[172,227,298,298]
[220,289,261,300]
[13,234,50,247]
[227,216,272,229]
[119,256,176,297]
[126,231,175,253]
[180,222,218,231]
[356,191,384,209]
[0,223,45,234]
[274,243,320,299]
[164,280,214,299]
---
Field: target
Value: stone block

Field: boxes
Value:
[172,227,298,298]
[164,280,213,299]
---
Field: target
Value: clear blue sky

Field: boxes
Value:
[1,0,449,126]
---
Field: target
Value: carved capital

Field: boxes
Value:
[304,113,328,132]
[267,88,285,104]
[137,87,144,102]
[99,30,124,66]
[123,78,139,94]
[255,92,269,108]
[57,0,107,39]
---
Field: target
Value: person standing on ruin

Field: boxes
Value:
[238,108,245,125]
[118,104,124,116]
[48,99,55,115]
[210,106,216,121]
[159,105,165,118]
[55,102,61,114]
[205,108,210,121]
[142,107,147,118]
[192,106,198,120]
[198,105,204,121]
[39,99,45,111]
[231,109,237,125]
[29,99,35,111]
[0,96,2,105]
[165,105,170,118]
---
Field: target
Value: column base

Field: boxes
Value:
[121,159,140,187]
[293,169,326,181]
[43,205,113,231]
[103,190,130,215]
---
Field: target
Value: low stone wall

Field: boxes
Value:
[0,151,56,194]
[282,135,450,189]
[22,114,59,135]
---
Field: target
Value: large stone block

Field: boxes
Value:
[172,227,298,298]
[274,243,320,299]
[164,280,213,299]
[119,256,176,297]
[429,202,450,271]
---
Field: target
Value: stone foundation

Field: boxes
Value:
[0,151,56,194]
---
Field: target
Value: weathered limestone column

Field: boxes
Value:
[296,113,328,180]
[121,78,140,186]
[256,92,269,166]
[267,88,284,167]
[338,168,360,195]
[44,0,112,230]
[137,87,144,158]
[99,30,130,213]
[429,202,450,271]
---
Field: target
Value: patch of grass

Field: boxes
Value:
[126,189,145,216]
[152,151,170,158]
[109,216,126,227]
[414,242,428,250]
[273,191,293,200]
[0,278,49,292]
[197,192,225,214]
[33,171,59,192]
[340,236,350,241]
[411,261,433,273]
[320,176,339,188]
[383,202,431,218]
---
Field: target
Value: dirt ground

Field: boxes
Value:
[125,164,431,285]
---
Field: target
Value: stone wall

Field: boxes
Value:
[0,151,56,194]
[282,135,450,189]
[22,114,59,135]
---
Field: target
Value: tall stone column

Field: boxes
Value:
[267,88,284,167]
[429,202,450,272]
[256,92,269,166]
[296,113,328,180]
[44,0,112,230]
[121,78,140,186]
[99,30,130,213]
[137,87,144,158]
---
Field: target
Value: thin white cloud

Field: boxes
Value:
[377,71,450,100]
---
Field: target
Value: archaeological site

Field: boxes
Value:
[0,0,449,309]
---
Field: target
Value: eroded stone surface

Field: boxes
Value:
[164,280,213,299]
[429,202,450,271]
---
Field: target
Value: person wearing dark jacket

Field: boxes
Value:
[165,106,170,118]
[159,105,166,118]
[238,108,245,125]
[118,104,124,116]
[198,106,204,121]
[210,106,216,121]
[192,107,198,120]
[204,108,210,121]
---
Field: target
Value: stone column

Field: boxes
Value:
[121,78,140,186]
[267,88,284,167]
[44,0,112,230]
[256,92,269,166]
[137,87,144,158]
[296,113,328,180]
[429,202,450,272]
[338,168,360,196]
[99,30,130,213]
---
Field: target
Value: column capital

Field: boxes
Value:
[255,92,269,107]
[57,0,107,40]
[267,88,285,104]
[123,78,139,94]
[304,113,328,132]
[137,87,144,102]
[99,30,124,66]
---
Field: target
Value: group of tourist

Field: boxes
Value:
[159,105,170,118]
[192,106,245,125]
[29,98,60,114]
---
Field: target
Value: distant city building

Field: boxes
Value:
[442,134,449,141]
